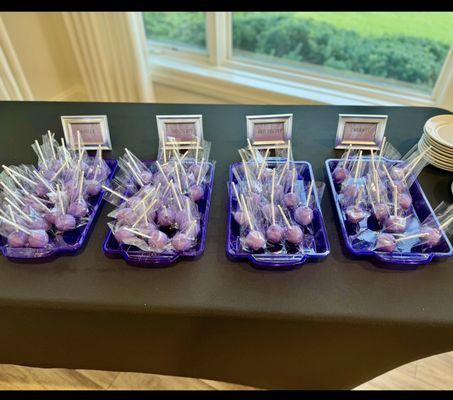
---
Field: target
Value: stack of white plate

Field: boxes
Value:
[418,114,453,172]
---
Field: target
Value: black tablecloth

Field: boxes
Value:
[0,101,452,389]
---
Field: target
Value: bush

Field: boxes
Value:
[233,13,449,88]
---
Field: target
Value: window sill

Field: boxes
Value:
[149,55,436,106]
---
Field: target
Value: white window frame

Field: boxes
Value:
[142,12,453,110]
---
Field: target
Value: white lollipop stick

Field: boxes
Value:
[241,193,253,230]
[126,161,144,186]
[173,149,187,178]
[0,181,25,205]
[34,140,47,169]
[258,148,270,179]
[378,136,387,168]
[132,183,161,211]
[124,227,152,240]
[291,167,296,193]
[2,165,36,187]
[31,195,51,212]
[51,159,69,181]
[305,181,314,208]
[48,131,57,159]
[132,198,158,228]
[195,138,200,164]
[196,160,205,186]
[231,181,243,210]
[155,161,170,185]
[354,151,362,184]
[0,215,31,235]
[56,184,65,213]
[440,215,453,230]
[77,130,83,158]
[5,197,33,222]
[271,169,276,225]
[382,164,395,188]
[125,148,142,175]
[170,180,183,211]
[174,161,183,192]
[355,186,364,207]
[8,205,17,232]
[277,205,291,229]
[277,162,288,186]
[78,174,84,203]
[393,186,398,217]
[101,185,129,202]
[247,139,258,166]
[287,140,291,162]
[60,138,70,163]
[33,170,54,192]
[395,232,429,242]
[343,144,352,169]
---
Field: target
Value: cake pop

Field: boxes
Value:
[294,206,314,226]
[233,211,247,226]
[420,226,442,247]
[7,231,28,248]
[148,230,170,250]
[68,199,88,218]
[398,192,412,210]
[372,202,389,222]
[266,223,284,244]
[189,184,204,202]
[345,205,367,224]
[171,232,194,252]
[117,207,139,226]
[384,216,406,233]
[390,165,405,181]
[283,192,298,208]
[86,180,102,196]
[284,225,304,245]
[157,206,175,227]
[332,166,349,184]
[375,233,397,252]
[55,213,76,232]
[245,230,266,251]
[114,227,137,244]
[28,229,49,248]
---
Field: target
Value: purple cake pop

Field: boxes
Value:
[420,226,442,247]
[189,163,202,178]
[35,182,49,197]
[372,203,389,222]
[375,233,397,252]
[294,206,313,226]
[274,184,284,202]
[284,225,304,245]
[245,230,266,251]
[68,200,88,218]
[384,216,406,233]
[342,183,359,199]
[44,211,57,225]
[398,193,412,210]
[260,168,273,182]
[55,214,76,232]
[114,227,136,244]
[189,184,204,202]
[7,231,28,248]
[249,192,262,208]
[117,207,139,226]
[28,229,49,248]
[86,180,102,196]
[140,170,153,185]
[345,205,367,224]
[233,211,247,226]
[28,217,51,231]
[332,166,349,184]
[172,232,194,252]
[262,203,277,221]
[266,224,284,244]
[148,230,170,250]
[283,192,298,208]
[390,166,405,181]
[157,206,175,227]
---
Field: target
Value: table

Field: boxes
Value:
[0,101,452,390]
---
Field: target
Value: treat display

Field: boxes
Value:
[0,131,115,260]
[102,143,215,267]
[227,141,330,269]
[326,139,453,264]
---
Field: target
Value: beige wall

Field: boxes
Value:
[1,12,85,100]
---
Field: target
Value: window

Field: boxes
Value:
[143,12,207,52]
[144,12,453,107]
[232,12,452,93]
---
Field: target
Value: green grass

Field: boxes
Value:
[294,12,453,45]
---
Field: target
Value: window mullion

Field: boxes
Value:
[206,12,230,66]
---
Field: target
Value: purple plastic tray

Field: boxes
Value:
[326,158,453,265]
[102,160,215,267]
[0,158,118,262]
[226,160,330,270]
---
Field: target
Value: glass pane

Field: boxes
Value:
[143,12,206,50]
[232,12,453,92]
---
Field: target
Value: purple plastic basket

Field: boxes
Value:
[326,158,453,265]
[226,160,330,270]
[102,160,215,267]
[0,158,118,262]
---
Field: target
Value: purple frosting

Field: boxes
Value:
[86,180,101,196]
[372,202,389,222]
[140,170,153,185]
[148,230,170,250]
[68,200,88,218]
[390,166,405,181]
[157,207,175,227]
[294,206,313,226]
[266,224,284,244]
[28,217,51,231]
[7,231,28,248]
[262,203,277,221]
[233,211,247,226]
[245,230,266,251]
[55,214,76,232]
[117,207,139,226]
[398,193,412,210]
[375,233,397,252]
[345,205,366,224]
[172,232,194,252]
[285,225,304,245]
[332,166,349,184]
[189,184,204,202]
[384,216,406,233]
[114,227,136,244]
[28,229,49,248]
[282,192,298,208]
[420,226,442,247]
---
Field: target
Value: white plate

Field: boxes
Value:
[420,135,453,162]
[418,140,453,171]
[424,115,453,149]
[423,130,453,154]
